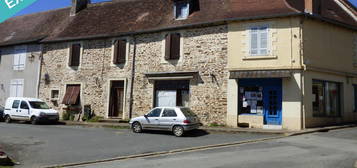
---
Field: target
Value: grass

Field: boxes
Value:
[0,166,13,168]
[208,122,225,127]
[87,116,104,123]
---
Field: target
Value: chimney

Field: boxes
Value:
[70,0,91,16]
[304,0,322,15]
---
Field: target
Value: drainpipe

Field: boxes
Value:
[36,44,44,98]
[299,17,307,130]
[128,36,137,119]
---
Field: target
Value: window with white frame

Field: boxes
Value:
[174,1,189,20]
[249,26,269,56]
[13,46,27,70]
[10,79,24,97]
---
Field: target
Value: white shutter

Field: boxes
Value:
[18,51,26,70]
[9,79,24,97]
[13,53,20,70]
[259,27,268,55]
[156,90,177,107]
[17,79,24,97]
[10,80,17,97]
[250,29,258,55]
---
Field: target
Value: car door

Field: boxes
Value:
[142,108,162,129]
[160,108,179,130]
[19,101,30,119]
[10,100,21,119]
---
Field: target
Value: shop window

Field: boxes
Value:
[238,86,264,115]
[312,80,341,117]
[154,80,189,107]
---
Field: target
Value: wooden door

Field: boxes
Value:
[109,81,124,118]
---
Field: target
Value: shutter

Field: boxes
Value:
[250,29,258,55]
[13,53,20,70]
[113,40,119,64]
[19,52,26,70]
[10,80,16,97]
[69,85,80,105]
[117,39,126,64]
[171,33,180,59]
[259,27,268,55]
[165,34,171,60]
[62,86,74,104]
[70,44,81,67]
[17,79,24,97]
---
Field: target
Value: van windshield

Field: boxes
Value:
[29,101,50,109]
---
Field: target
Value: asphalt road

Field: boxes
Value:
[0,122,277,168]
[74,128,357,168]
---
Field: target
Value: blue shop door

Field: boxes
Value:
[263,86,282,125]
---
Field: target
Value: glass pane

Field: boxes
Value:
[12,100,20,109]
[20,101,29,109]
[312,81,324,116]
[162,109,177,117]
[148,108,161,117]
[325,82,339,117]
[29,101,50,109]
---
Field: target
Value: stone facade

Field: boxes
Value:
[39,25,229,125]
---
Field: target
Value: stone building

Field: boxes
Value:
[0,0,356,130]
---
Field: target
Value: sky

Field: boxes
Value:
[14,0,357,17]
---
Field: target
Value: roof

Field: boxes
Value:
[0,0,356,46]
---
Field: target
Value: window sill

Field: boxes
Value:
[243,55,277,60]
[239,113,263,116]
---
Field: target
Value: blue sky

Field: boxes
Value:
[14,0,357,16]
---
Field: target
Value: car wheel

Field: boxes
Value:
[132,122,142,133]
[173,126,184,137]
[4,115,11,123]
[31,116,38,125]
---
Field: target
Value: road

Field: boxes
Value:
[73,127,357,168]
[0,122,277,168]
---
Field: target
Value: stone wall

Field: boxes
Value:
[39,25,229,125]
[132,25,228,125]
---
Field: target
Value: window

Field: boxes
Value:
[69,43,81,67]
[113,39,127,64]
[249,26,269,56]
[10,79,24,97]
[165,33,181,60]
[12,100,20,109]
[312,80,341,117]
[51,90,59,100]
[0,50,2,64]
[20,101,29,109]
[175,1,189,19]
[147,108,162,117]
[353,85,357,112]
[13,46,27,70]
[29,101,50,109]
[62,84,80,105]
[155,80,189,107]
[162,109,177,117]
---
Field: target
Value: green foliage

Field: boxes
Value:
[87,116,104,123]
[209,122,225,127]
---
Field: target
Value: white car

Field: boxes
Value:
[3,97,59,124]
[129,107,201,137]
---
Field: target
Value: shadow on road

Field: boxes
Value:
[142,129,210,137]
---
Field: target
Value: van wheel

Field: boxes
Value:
[31,116,38,125]
[132,122,142,133]
[173,126,184,137]
[4,115,11,123]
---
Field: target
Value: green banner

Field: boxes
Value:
[0,0,38,23]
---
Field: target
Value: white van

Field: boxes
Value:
[3,97,59,124]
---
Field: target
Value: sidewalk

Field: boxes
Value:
[61,120,357,136]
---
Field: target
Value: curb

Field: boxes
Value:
[285,124,357,137]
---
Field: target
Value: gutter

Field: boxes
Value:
[128,35,137,119]
[0,37,45,47]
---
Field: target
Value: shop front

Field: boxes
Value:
[238,78,282,126]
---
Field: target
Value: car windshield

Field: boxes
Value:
[181,108,196,117]
[29,101,50,109]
